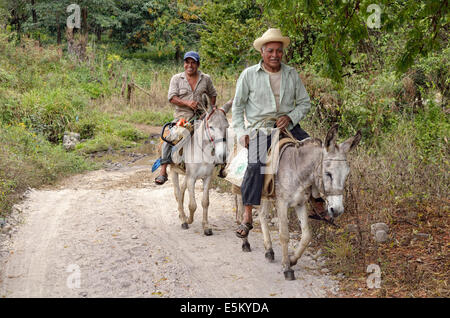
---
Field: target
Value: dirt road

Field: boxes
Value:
[0,163,338,298]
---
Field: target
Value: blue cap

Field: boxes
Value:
[183,51,200,62]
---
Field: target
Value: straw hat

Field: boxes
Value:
[253,28,290,51]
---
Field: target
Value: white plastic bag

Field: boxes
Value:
[225,148,248,187]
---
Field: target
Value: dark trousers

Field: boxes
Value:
[241,124,309,206]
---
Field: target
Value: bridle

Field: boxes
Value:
[315,154,347,198]
[309,155,347,227]
[204,107,227,148]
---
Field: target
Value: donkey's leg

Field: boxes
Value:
[171,170,188,229]
[277,200,295,280]
[187,176,197,225]
[290,204,312,266]
[179,175,189,229]
[260,200,274,262]
[201,175,213,236]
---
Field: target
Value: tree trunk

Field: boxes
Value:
[55,13,62,44]
[96,28,102,42]
[31,0,37,23]
[81,8,88,36]
[175,45,182,62]
[57,21,62,45]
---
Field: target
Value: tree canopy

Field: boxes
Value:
[0,0,447,82]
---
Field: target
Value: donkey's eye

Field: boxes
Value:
[325,172,332,179]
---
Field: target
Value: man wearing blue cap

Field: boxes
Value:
[155,51,218,185]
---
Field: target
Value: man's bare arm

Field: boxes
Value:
[170,96,198,110]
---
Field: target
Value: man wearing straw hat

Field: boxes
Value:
[232,28,324,238]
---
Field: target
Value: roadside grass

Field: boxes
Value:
[303,112,449,297]
[0,123,96,216]
[118,110,173,127]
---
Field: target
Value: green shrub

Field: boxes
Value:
[414,101,449,164]
[77,121,97,140]
[0,89,19,124]
[123,110,173,126]
[19,87,89,143]
[0,123,94,214]
[417,46,450,105]
[118,127,146,142]
[75,132,136,154]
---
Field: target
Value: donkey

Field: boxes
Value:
[169,101,232,236]
[237,124,361,280]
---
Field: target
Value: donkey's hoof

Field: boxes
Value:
[204,228,213,236]
[242,242,251,252]
[265,249,275,262]
[284,269,296,281]
[181,223,189,230]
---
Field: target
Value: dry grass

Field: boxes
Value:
[93,64,236,122]
[303,124,449,297]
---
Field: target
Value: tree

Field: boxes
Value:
[199,0,266,70]
[145,0,203,59]
[261,0,449,82]
[0,0,9,27]
[20,0,120,44]
[4,0,28,35]
[199,0,448,82]
[110,0,153,48]
[109,0,205,56]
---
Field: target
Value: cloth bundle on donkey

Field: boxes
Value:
[157,119,195,174]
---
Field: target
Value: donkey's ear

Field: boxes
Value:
[339,130,362,153]
[202,94,211,111]
[325,123,339,152]
[221,98,233,114]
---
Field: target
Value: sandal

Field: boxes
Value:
[235,223,253,238]
[154,174,168,185]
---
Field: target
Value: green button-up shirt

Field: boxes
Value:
[232,61,311,139]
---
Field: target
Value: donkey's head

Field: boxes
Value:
[321,124,361,220]
[203,99,232,164]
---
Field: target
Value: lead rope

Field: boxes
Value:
[253,116,301,147]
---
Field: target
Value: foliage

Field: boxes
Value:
[121,110,173,126]
[416,45,450,105]
[18,87,88,142]
[110,0,154,48]
[259,0,448,82]
[112,0,202,55]
[2,0,447,83]
[0,123,94,214]
[198,0,265,70]
[413,101,449,164]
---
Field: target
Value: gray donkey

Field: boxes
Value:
[237,124,361,280]
[169,101,232,236]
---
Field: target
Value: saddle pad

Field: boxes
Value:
[231,137,297,198]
